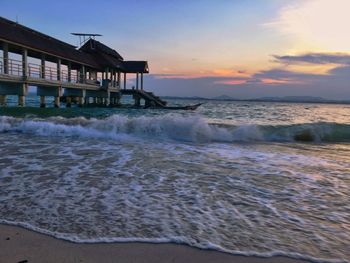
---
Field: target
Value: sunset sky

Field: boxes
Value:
[1,0,350,99]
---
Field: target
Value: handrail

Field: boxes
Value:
[0,56,90,84]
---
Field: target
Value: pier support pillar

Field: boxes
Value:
[134,95,141,107]
[37,86,61,107]
[54,97,60,108]
[124,73,126,89]
[18,95,25,107]
[136,73,139,90]
[66,97,72,108]
[141,73,144,90]
[78,97,84,107]
[40,96,46,108]
[0,95,7,106]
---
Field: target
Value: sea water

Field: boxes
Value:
[0,95,349,262]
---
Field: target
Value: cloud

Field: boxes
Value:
[274,53,350,65]
[265,0,350,51]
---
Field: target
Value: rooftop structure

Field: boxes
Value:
[0,16,164,108]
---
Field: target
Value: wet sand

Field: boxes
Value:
[0,224,310,263]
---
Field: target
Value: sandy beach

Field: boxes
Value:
[0,224,310,263]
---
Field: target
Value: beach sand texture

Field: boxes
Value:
[0,225,309,263]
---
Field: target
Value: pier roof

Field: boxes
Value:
[80,39,123,60]
[79,39,124,70]
[0,16,149,73]
[122,61,149,73]
[0,17,100,69]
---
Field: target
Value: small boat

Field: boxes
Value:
[160,103,203,110]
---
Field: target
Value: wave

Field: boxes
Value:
[0,114,350,143]
[0,220,346,263]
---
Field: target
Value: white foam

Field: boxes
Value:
[1,114,350,143]
[0,220,346,263]
[1,114,349,263]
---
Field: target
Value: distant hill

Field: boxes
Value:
[160,95,350,104]
[161,96,210,100]
[212,95,237,100]
[249,96,350,104]
[253,96,329,102]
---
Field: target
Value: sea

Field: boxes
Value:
[0,95,349,263]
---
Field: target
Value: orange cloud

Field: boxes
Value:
[214,79,247,85]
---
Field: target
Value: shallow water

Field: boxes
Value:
[0,96,349,262]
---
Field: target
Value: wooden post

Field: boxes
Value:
[141,73,144,90]
[22,49,28,77]
[40,54,45,79]
[54,96,60,108]
[18,94,25,107]
[40,96,46,108]
[76,69,79,83]
[124,73,126,90]
[3,42,9,74]
[136,73,139,90]
[0,95,7,106]
[67,62,71,82]
[113,70,116,87]
[110,69,113,86]
[117,72,121,88]
[81,65,86,83]
[78,97,84,107]
[57,58,61,81]
[66,97,72,107]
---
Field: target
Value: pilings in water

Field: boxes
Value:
[0,83,28,107]
[0,95,7,106]
[37,86,62,108]
[133,94,141,107]
[0,86,164,108]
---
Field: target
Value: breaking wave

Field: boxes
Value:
[0,114,349,143]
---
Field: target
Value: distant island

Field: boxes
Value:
[162,95,350,104]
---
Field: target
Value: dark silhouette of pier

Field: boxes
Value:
[0,16,166,108]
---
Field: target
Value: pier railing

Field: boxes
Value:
[0,57,23,76]
[0,58,122,90]
[0,57,85,84]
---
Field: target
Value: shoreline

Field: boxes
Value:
[0,224,311,263]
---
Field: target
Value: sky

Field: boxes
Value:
[1,0,350,99]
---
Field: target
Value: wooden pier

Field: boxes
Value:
[0,16,166,108]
